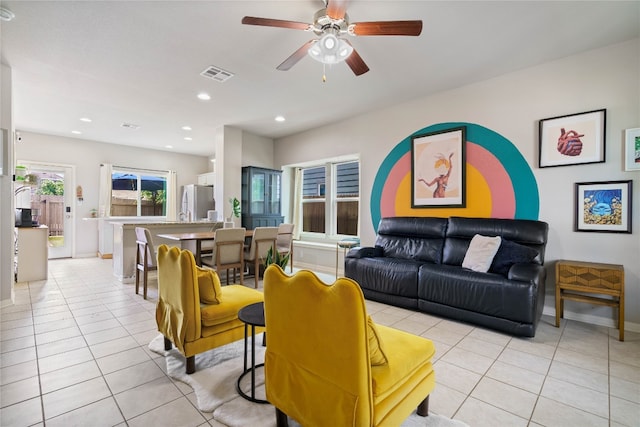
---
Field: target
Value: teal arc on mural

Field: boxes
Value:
[371,122,540,230]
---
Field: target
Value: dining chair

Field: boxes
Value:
[244,226,278,288]
[199,224,222,261]
[135,227,157,299]
[276,223,295,272]
[201,227,246,285]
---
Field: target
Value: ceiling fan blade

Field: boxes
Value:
[242,16,311,31]
[276,40,316,71]
[344,43,369,76]
[326,0,349,20]
[351,20,423,36]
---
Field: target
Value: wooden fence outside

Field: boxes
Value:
[110,198,164,217]
[32,196,64,236]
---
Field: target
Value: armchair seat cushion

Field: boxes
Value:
[201,318,245,338]
[371,325,436,401]
[200,285,264,327]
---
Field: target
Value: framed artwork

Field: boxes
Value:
[575,180,632,233]
[539,109,606,168]
[624,127,640,171]
[411,126,465,208]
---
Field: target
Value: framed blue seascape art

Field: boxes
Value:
[575,180,632,233]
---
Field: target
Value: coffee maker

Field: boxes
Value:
[15,208,33,227]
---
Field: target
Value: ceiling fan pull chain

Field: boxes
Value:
[322,63,327,83]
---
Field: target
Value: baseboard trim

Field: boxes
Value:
[542,305,640,333]
[291,261,335,276]
[75,252,99,259]
[292,241,335,252]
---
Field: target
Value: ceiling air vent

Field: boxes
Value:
[121,122,140,130]
[200,65,234,82]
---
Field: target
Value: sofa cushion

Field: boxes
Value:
[197,267,223,304]
[443,216,548,265]
[367,316,388,366]
[418,263,537,323]
[375,217,448,263]
[345,257,421,299]
[462,235,501,272]
[490,239,539,276]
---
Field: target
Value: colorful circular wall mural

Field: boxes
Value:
[371,122,540,230]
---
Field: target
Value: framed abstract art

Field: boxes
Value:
[539,109,606,168]
[411,126,466,208]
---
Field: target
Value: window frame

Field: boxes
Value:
[298,158,360,242]
[110,168,169,219]
[332,161,360,237]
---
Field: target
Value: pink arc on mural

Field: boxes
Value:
[380,142,515,218]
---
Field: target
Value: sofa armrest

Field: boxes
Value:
[347,246,384,259]
[508,263,545,284]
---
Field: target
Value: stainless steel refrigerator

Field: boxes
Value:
[181,184,215,221]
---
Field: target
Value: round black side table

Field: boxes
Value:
[236,301,268,404]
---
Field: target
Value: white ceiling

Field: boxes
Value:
[1,1,638,157]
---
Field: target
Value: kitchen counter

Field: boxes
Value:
[112,220,223,282]
[15,226,49,283]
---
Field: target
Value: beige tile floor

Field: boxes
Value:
[1,257,639,426]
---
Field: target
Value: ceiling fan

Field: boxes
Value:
[241,0,423,76]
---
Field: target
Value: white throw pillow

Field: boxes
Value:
[462,235,502,273]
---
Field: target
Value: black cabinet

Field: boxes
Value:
[241,166,284,229]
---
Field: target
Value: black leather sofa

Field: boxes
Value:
[345,216,549,337]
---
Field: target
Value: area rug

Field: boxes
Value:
[149,335,468,427]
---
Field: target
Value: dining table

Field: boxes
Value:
[157,229,253,266]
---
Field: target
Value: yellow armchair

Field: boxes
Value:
[263,265,436,427]
[155,244,264,374]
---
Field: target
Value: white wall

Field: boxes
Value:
[15,132,211,257]
[1,63,15,305]
[275,39,640,331]
[211,127,274,223]
[241,131,274,169]
[215,126,243,224]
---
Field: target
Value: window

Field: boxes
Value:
[335,162,359,236]
[111,169,167,217]
[300,160,359,238]
[302,166,326,233]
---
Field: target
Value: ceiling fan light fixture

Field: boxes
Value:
[308,34,353,65]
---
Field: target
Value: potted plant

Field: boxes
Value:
[225,197,240,228]
[264,247,290,270]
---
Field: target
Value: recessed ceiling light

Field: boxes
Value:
[184,137,193,141]
[182,126,192,131]
[165,145,173,149]
[71,130,82,135]
[197,92,211,101]
[275,115,285,122]
[79,117,92,123]
[0,7,15,22]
